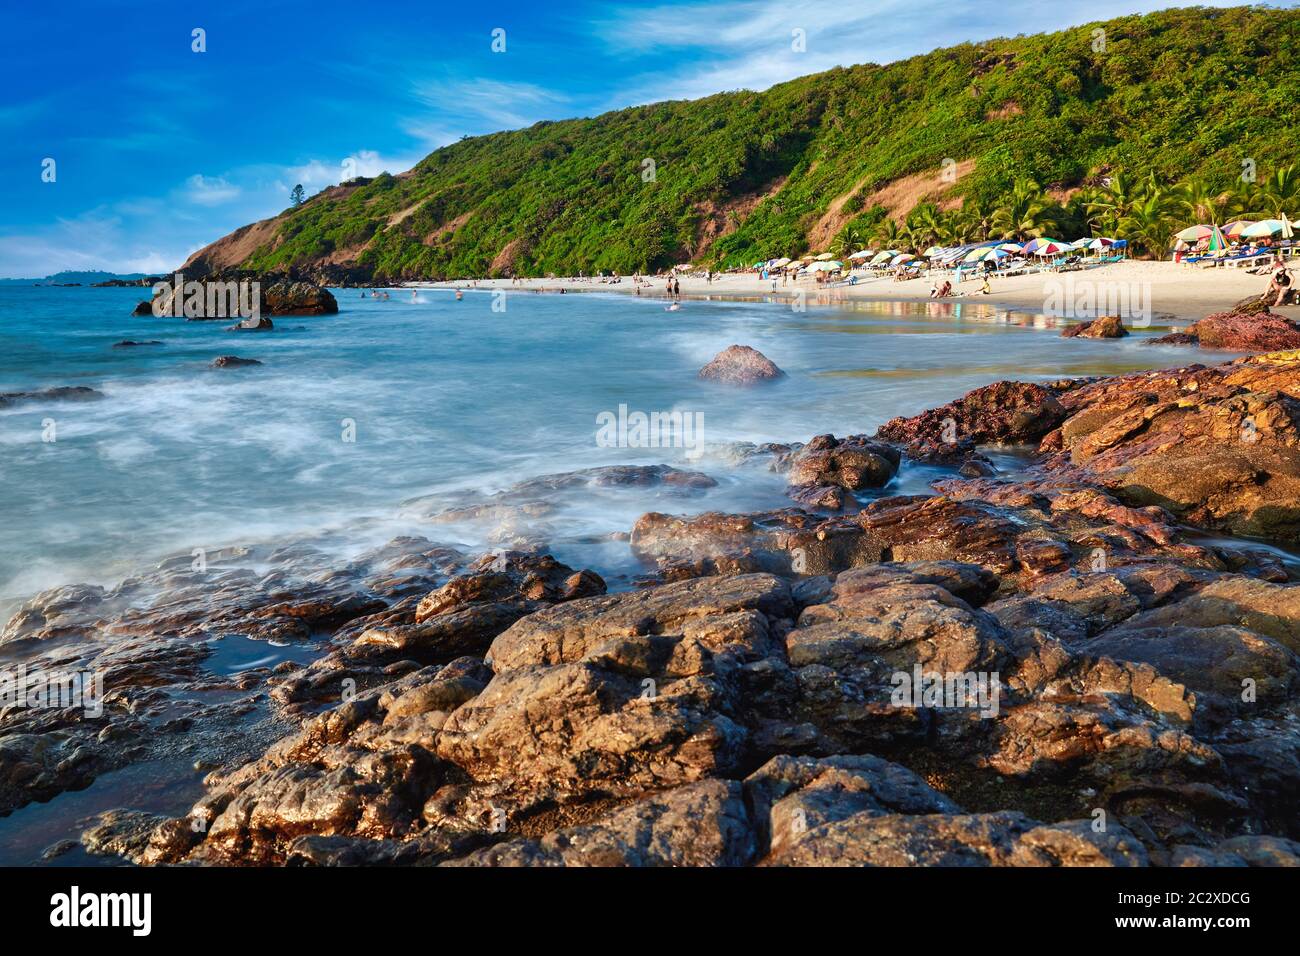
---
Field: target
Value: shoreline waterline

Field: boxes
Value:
[416,259,1300,325]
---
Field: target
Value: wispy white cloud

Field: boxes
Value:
[406,78,572,140]
[185,174,241,206]
[0,210,187,278]
[599,0,1269,105]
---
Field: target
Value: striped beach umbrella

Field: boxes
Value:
[1242,219,1294,239]
[963,246,1008,263]
[1205,223,1230,255]
[1174,224,1214,242]
[1023,238,1070,256]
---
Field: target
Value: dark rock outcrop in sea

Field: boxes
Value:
[133,273,338,319]
[11,350,1300,867]
[699,345,786,385]
[0,385,103,409]
[211,356,262,368]
[112,340,164,348]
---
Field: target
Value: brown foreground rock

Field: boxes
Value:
[14,349,1300,867]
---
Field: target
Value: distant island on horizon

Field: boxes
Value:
[0,270,157,286]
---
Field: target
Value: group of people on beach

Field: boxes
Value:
[928,274,993,298]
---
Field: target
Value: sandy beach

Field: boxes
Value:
[422,259,1300,325]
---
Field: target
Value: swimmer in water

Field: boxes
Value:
[455,290,463,300]
[412,289,418,301]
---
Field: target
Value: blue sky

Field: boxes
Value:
[0,0,1284,277]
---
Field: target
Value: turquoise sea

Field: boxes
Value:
[0,284,1217,612]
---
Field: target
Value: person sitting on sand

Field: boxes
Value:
[980,275,991,296]
[937,280,953,298]
[1271,265,1293,307]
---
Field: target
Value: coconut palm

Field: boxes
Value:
[1173,177,1230,226]
[1117,187,1180,258]
[831,224,865,259]
[990,179,1057,240]
[1258,164,1299,219]
[1086,169,1145,235]
[873,217,904,250]
[904,202,944,250]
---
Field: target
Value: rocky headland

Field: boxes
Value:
[8,350,1300,867]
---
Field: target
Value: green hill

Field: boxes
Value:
[184,4,1300,281]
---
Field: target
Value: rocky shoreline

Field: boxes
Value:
[7,350,1300,866]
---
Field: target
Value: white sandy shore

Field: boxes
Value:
[416,260,1300,325]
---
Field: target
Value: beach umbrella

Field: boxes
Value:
[1241,220,1286,238]
[810,260,843,272]
[848,249,873,260]
[1241,219,1296,240]
[1174,224,1214,242]
[996,243,1023,253]
[889,253,916,267]
[814,252,834,261]
[1223,220,1254,239]
[922,246,945,257]
[962,246,1006,263]
[1087,237,1115,250]
[1023,238,1069,256]
[1021,237,1063,255]
[770,257,791,267]
[868,251,895,265]
[1206,223,1230,255]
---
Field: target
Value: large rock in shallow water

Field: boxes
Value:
[1062,315,1127,339]
[262,278,338,316]
[698,345,785,385]
[134,275,338,318]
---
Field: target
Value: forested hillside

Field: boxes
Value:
[183,5,1300,281]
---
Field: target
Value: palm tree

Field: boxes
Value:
[873,217,903,250]
[905,202,944,250]
[951,196,994,244]
[990,179,1056,240]
[1117,187,1180,259]
[1223,180,1264,220]
[1173,177,1229,226]
[1086,169,1144,236]
[831,225,864,259]
[1258,164,1299,219]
